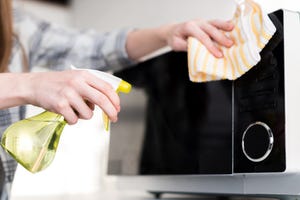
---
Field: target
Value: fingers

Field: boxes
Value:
[85,100,95,111]
[53,98,78,125]
[64,89,93,120]
[79,84,120,123]
[193,28,224,58]
[209,19,234,32]
[52,70,121,125]
[176,19,234,57]
[200,21,234,49]
[72,71,121,123]
[86,73,121,113]
[182,21,223,58]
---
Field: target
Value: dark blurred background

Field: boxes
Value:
[29,0,70,5]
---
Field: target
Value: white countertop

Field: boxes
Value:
[11,190,221,200]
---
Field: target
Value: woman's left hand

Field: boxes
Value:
[126,18,234,61]
[164,19,234,58]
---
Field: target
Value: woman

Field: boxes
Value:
[0,0,234,199]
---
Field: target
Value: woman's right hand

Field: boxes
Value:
[24,70,120,125]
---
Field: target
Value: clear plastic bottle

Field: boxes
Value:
[1,111,66,173]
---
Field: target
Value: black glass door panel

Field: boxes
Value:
[234,10,286,173]
[109,52,233,175]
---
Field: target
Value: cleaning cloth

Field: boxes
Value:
[187,0,276,82]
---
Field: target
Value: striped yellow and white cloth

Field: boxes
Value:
[187,0,276,82]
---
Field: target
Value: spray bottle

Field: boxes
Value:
[0,67,131,173]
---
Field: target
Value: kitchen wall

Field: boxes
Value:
[71,0,300,31]
[71,0,235,31]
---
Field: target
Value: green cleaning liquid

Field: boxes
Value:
[1,112,66,173]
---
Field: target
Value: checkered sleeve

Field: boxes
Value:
[0,106,25,200]
[14,9,136,72]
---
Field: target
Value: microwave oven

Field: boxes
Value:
[108,9,300,198]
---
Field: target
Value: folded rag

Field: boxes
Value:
[187,0,276,82]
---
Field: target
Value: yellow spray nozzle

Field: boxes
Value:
[104,79,132,131]
[117,80,131,94]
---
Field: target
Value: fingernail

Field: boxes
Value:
[217,51,223,58]
[227,21,234,29]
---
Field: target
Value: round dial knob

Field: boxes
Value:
[242,122,274,162]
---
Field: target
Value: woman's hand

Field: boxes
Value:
[164,19,235,57]
[126,19,234,61]
[24,70,120,125]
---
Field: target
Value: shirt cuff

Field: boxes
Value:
[101,28,137,72]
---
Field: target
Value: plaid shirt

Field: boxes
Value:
[0,8,134,200]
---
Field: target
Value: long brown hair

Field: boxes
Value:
[0,0,13,73]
